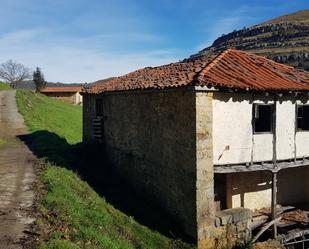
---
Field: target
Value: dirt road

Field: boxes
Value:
[0,90,35,249]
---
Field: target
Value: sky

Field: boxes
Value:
[0,0,308,83]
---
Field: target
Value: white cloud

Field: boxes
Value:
[0,0,179,83]
[0,29,177,83]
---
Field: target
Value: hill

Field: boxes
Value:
[193,10,309,71]
[16,90,193,249]
[262,10,309,25]
[15,80,83,90]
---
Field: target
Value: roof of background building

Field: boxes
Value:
[85,49,309,94]
[40,87,83,93]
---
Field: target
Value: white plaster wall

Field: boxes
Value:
[296,132,309,157]
[252,134,273,162]
[213,93,309,210]
[227,172,272,210]
[276,98,295,160]
[212,93,252,164]
[213,93,309,165]
[227,168,309,210]
[76,92,83,104]
[295,99,309,158]
[213,92,274,165]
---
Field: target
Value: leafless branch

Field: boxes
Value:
[0,60,31,87]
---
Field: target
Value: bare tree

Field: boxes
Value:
[0,60,31,88]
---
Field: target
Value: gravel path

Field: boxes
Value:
[0,90,36,249]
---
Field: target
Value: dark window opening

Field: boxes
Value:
[96,99,103,117]
[214,174,227,211]
[297,105,309,131]
[253,104,273,133]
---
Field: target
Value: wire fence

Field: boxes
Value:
[283,234,309,249]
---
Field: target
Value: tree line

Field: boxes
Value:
[0,60,46,91]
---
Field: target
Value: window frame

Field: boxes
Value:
[296,104,309,132]
[252,103,274,134]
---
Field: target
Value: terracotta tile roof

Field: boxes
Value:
[197,49,309,91]
[40,87,82,93]
[86,53,217,94]
[85,49,309,94]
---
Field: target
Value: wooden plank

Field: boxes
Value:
[214,159,309,173]
[272,98,277,168]
[251,206,296,230]
[252,217,281,243]
[279,206,296,213]
[271,172,278,238]
[277,221,297,228]
[250,215,269,230]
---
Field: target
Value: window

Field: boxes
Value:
[297,105,309,131]
[253,104,273,133]
[95,99,103,117]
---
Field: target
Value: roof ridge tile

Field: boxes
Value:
[197,49,232,78]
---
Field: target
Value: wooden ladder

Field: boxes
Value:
[92,116,103,142]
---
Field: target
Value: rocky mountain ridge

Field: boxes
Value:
[193,10,309,71]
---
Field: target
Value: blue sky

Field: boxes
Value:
[0,0,308,83]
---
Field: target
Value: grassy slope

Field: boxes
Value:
[16,90,193,249]
[262,9,309,25]
[16,90,82,144]
[0,82,11,90]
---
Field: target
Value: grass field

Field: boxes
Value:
[16,90,193,249]
[16,90,82,166]
[0,82,11,90]
[16,90,82,144]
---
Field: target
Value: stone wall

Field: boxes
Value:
[195,92,216,248]
[199,206,252,249]
[83,93,96,141]
[83,89,198,238]
[214,208,252,248]
[83,89,252,248]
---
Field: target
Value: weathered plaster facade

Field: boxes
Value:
[213,92,309,211]
[213,92,309,165]
[41,91,82,105]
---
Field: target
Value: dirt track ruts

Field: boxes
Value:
[0,90,35,249]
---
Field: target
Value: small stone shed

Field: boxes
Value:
[40,86,83,105]
[82,49,309,248]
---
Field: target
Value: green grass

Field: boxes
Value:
[16,90,193,249]
[38,166,190,249]
[0,82,11,90]
[16,90,82,144]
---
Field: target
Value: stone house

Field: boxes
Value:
[40,86,83,105]
[82,49,309,248]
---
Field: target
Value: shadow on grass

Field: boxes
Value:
[19,130,192,243]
